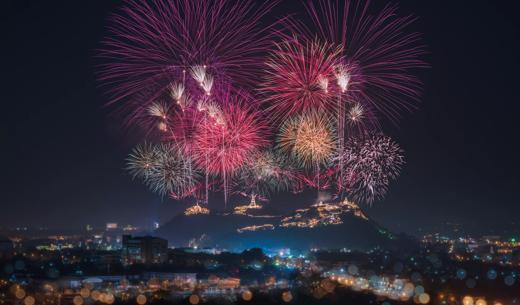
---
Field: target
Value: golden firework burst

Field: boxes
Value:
[278,112,336,168]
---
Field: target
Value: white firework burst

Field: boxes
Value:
[190,65,207,84]
[127,143,198,197]
[348,103,364,123]
[127,143,158,179]
[340,134,404,204]
[335,65,350,93]
[169,82,185,101]
[201,74,214,96]
[147,101,169,119]
[318,75,329,93]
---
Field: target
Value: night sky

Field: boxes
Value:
[2,0,519,236]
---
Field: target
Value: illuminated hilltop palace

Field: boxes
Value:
[233,194,262,215]
[236,199,369,233]
[184,203,210,216]
[280,199,368,228]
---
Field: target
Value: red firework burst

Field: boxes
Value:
[99,0,278,118]
[261,39,343,123]
[191,93,269,176]
[285,0,427,124]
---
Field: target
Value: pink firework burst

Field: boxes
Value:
[192,99,268,174]
[261,39,343,123]
[99,0,278,118]
[285,0,427,123]
[191,92,269,203]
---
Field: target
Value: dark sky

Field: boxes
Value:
[1,0,519,236]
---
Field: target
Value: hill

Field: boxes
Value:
[155,200,410,251]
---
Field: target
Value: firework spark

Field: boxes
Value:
[235,151,295,199]
[127,143,157,179]
[127,143,198,197]
[338,134,404,204]
[335,64,351,93]
[147,102,169,119]
[169,82,185,102]
[190,65,207,85]
[348,103,364,124]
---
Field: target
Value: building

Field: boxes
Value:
[122,235,168,265]
[142,272,197,290]
[106,223,118,231]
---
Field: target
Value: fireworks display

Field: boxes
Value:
[277,112,336,170]
[127,143,198,197]
[191,96,268,176]
[99,0,278,108]
[296,0,427,123]
[339,134,405,204]
[235,151,295,200]
[101,0,426,208]
[262,40,342,122]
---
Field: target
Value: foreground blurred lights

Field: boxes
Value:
[415,285,425,295]
[136,294,147,305]
[475,299,487,305]
[419,293,430,304]
[99,293,108,303]
[15,289,26,299]
[282,291,293,303]
[23,296,35,305]
[189,294,200,305]
[91,290,101,301]
[79,288,90,298]
[73,296,84,305]
[504,275,515,286]
[242,290,253,301]
[105,293,115,304]
[463,296,475,305]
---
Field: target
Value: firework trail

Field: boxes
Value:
[99,0,278,122]
[337,134,405,204]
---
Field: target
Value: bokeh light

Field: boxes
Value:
[463,296,474,305]
[241,290,253,301]
[136,294,147,305]
[189,294,200,305]
[23,296,35,305]
[79,288,90,298]
[73,296,84,305]
[418,293,430,304]
[282,291,293,303]
[475,298,487,305]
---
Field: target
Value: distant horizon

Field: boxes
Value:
[2,195,518,239]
